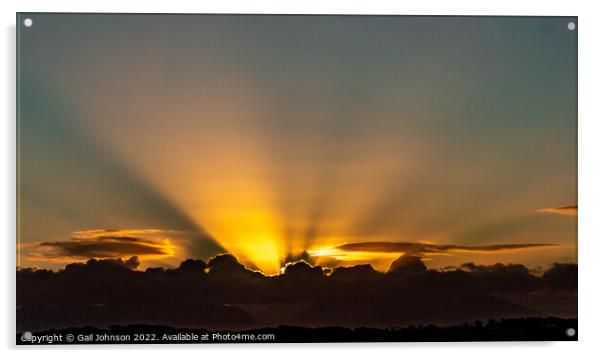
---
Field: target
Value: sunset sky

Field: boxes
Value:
[18,14,577,274]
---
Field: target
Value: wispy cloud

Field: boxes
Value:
[537,206,577,217]
[333,241,555,254]
[25,229,180,262]
[71,228,180,239]
[308,241,556,266]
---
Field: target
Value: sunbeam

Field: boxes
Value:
[18,15,577,273]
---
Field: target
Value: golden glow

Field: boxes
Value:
[62,70,429,273]
[51,59,576,274]
[202,209,282,273]
[307,241,564,272]
[309,247,399,261]
[307,246,400,271]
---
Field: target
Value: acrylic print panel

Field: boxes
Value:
[16,13,577,344]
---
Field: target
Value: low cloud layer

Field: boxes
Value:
[24,229,178,262]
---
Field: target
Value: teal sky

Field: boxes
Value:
[17,14,577,273]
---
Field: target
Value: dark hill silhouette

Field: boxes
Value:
[17,254,577,339]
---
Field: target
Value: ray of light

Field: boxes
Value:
[19,15,577,273]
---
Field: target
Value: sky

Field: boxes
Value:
[17,14,577,274]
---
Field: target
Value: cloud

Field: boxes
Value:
[38,236,174,258]
[36,236,174,259]
[542,263,578,291]
[305,241,557,271]
[282,260,326,278]
[537,206,577,216]
[27,229,179,261]
[70,228,179,239]
[321,241,555,255]
[64,256,141,271]
[387,254,427,275]
[207,253,264,279]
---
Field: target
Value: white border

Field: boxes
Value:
[2,1,601,357]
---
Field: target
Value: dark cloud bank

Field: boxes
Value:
[17,254,576,332]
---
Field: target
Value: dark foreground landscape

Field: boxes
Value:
[17,254,577,343]
[17,318,577,344]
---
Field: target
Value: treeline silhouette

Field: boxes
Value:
[17,253,577,338]
[17,317,577,344]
